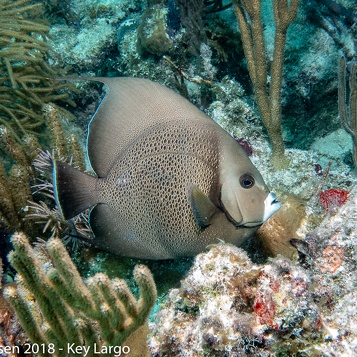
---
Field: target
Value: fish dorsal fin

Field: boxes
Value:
[190,186,218,228]
[87,77,212,177]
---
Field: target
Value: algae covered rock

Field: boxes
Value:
[150,244,322,356]
[293,185,357,355]
[137,5,173,57]
[149,186,357,356]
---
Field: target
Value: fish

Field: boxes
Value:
[53,77,281,259]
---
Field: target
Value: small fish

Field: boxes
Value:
[54,78,281,259]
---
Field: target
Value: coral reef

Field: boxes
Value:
[306,0,357,60]
[150,186,357,356]
[311,128,353,168]
[137,5,173,57]
[0,0,355,355]
[4,232,157,357]
[292,185,357,355]
[149,243,322,356]
[281,1,356,150]
[44,0,355,160]
[48,0,142,74]
[0,0,83,241]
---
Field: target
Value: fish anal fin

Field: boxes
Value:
[54,160,99,219]
[190,186,218,228]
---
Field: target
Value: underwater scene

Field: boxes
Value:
[0,0,357,356]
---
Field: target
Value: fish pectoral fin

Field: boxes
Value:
[190,186,218,228]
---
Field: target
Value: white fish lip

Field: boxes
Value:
[262,191,282,222]
[237,192,281,228]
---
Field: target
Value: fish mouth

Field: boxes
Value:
[262,192,281,221]
[223,192,281,229]
[237,221,264,228]
[236,192,281,228]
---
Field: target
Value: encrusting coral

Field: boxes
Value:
[137,5,173,58]
[4,232,157,357]
[150,243,323,356]
[150,186,357,356]
[291,184,357,355]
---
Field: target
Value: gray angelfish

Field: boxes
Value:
[54,78,281,259]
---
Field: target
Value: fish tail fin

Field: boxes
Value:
[53,160,99,219]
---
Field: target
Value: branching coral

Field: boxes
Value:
[4,232,157,357]
[174,0,206,55]
[0,0,74,142]
[338,56,357,175]
[0,0,84,240]
[0,125,38,234]
[0,102,85,240]
[233,0,300,169]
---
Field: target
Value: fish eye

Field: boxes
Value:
[239,174,255,189]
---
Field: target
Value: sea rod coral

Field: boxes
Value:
[0,102,84,238]
[0,0,73,142]
[3,232,157,357]
[0,0,81,238]
[233,0,300,169]
[338,56,357,175]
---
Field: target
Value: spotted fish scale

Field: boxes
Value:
[93,120,219,257]
[54,78,281,259]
